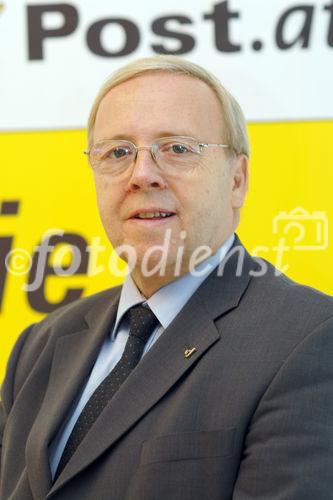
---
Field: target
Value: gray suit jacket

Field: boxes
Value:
[1,236,333,500]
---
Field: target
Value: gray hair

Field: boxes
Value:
[87,55,249,157]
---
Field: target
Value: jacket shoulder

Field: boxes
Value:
[250,258,333,331]
[35,285,121,331]
[7,286,122,393]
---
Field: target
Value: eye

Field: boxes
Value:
[106,146,132,160]
[170,143,190,154]
[161,141,196,156]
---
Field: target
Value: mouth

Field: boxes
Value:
[129,209,176,221]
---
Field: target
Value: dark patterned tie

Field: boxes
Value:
[54,304,159,481]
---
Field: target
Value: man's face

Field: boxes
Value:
[92,72,247,279]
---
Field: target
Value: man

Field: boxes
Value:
[1,56,333,500]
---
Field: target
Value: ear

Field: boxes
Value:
[230,154,249,209]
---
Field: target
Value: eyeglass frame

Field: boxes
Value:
[83,136,233,172]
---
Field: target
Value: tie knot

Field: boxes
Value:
[128,304,159,342]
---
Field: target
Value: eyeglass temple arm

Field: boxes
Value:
[200,143,230,148]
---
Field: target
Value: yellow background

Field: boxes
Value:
[1,121,333,383]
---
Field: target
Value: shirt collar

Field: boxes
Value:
[111,233,235,338]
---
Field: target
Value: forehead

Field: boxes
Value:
[94,72,224,142]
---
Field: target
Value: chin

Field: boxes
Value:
[134,247,178,277]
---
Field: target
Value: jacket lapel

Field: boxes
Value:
[48,235,257,497]
[26,288,121,500]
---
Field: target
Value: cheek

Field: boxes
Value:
[188,177,227,216]
[94,180,123,236]
[187,177,231,230]
[94,177,120,213]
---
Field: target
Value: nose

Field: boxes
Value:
[125,147,167,193]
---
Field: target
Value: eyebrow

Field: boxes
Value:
[100,132,196,142]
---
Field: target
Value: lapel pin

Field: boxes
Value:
[184,347,197,358]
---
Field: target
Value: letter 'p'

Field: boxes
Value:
[27,3,79,60]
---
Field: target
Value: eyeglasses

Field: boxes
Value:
[84,136,231,176]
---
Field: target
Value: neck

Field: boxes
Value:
[130,267,185,299]
[129,233,236,298]
[130,247,218,298]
